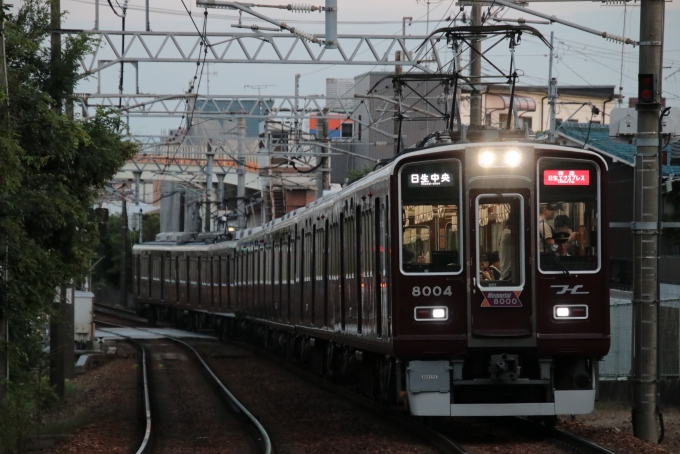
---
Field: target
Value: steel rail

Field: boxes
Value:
[95,325,153,454]
[507,417,618,454]
[97,322,273,454]
[223,337,468,454]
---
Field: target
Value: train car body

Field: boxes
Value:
[134,141,609,418]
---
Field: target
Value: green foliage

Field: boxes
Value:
[347,166,372,185]
[0,1,134,443]
[92,212,160,289]
[0,373,57,453]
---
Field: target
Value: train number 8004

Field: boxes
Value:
[411,286,452,297]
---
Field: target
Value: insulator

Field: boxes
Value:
[602,32,635,45]
[287,4,320,13]
[289,26,319,44]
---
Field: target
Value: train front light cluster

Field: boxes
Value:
[553,305,588,320]
[478,148,522,168]
[414,306,449,321]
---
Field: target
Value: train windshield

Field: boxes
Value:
[476,194,525,288]
[400,160,461,274]
[537,158,600,273]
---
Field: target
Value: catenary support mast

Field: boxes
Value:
[632,0,665,442]
[469,5,482,127]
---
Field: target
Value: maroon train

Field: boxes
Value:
[133,141,609,418]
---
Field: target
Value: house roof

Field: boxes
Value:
[551,122,680,178]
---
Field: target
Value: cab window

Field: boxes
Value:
[400,160,461,274]
[538,158,600,273]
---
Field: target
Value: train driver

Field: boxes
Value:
[539,203,557,253]
[554,231,571,257]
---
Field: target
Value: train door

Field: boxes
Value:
[468,191,534,341]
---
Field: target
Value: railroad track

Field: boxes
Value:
[507,417,618,454]
[97,321,272,454]
[97,310,615,454]
[95,327,153,454]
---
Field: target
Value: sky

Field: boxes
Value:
[14,0,680,136]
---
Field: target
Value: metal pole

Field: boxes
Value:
[146,0,150,31]
[49,0,66,398]
[139,209,143,243]
[205,152,214,232]
[0,240,8,400]
[632,0,665,443]
[548,32,557,142]
[179,190,185,232]
[0,0,9,399]
[120,198,128,305]
[62,287,74,380]
[260,127,271,224]
[316,113,329,200]
[324,0,337,49]
[469,5,482,127]
[118,1,128,109]
[50,287,65,398]
[237,117,247,230]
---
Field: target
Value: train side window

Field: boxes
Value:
[399,159,462,274]
[537,158,600,273]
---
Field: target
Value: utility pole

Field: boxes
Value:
[0,0,9,400]
[118,1,128,109]
[179,190,186,232]
[632,0,665,443]
[237,117,247,230]
[49,0,66,398]
[548,31,557,143]
[120,197,128,306]
[316,110,330,200]
[469,5,482,127]
[205,151,214,232]
[394,51,402,155]
[49,287,65,398]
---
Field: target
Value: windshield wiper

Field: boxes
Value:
[551,252,571,277]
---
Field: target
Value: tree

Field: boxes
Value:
[0,1,135,449]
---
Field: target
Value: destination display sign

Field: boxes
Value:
[543,170,590,186]
[481,291,523,308]
[408,172,454,187]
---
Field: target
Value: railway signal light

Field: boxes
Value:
[638,74,657,105]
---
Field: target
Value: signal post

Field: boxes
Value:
[632,0,665,442]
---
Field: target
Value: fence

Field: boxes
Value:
[600,284,680,380]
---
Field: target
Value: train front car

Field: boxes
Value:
[392,143,609,418]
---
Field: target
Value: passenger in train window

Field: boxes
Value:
[539,203,557,253]
[488,251,501,280]
[479,254,493,280]
[498,219,513,280]
[402,246,415,264]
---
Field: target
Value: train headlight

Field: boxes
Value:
[478,150,496,167]
[414,306,449,321]
[554,305,588,320]
[504,149,522,167]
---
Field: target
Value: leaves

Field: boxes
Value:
[0,0,133,423]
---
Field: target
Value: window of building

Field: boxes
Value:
[341,123,353,138]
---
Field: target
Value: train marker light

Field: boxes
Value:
[432,308,446,319]
[478,150,496,167]
[554,305,588,320]
[504,149,522,167]
[414,306,449,321]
